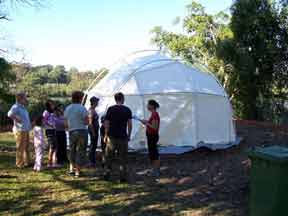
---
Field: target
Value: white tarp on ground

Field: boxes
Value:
[85,51,237,152]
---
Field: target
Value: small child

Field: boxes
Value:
[100,115,106,168]
[33,116,45,172]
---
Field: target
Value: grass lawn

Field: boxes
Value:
[0,131,249,216]
[0,132,15,149]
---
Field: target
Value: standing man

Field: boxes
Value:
[64,91,89,178]
[7,92,32,168]
[104,92,132,182]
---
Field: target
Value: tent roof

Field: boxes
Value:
[90,51,227,97]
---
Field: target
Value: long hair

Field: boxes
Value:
[148,100,160,109]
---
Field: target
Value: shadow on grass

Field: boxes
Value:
[0,146,249,216]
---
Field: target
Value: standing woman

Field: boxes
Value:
[55,105,68,165]
[64,91,89,177]
[43,100,58,168]
[88,96,100,168]
[141,100,161,177]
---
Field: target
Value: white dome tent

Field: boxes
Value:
[85,51,237,153]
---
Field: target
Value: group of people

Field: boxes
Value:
[7,91,161,182]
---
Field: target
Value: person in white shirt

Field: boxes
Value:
[64,91,89,178]
[33,116,45,172]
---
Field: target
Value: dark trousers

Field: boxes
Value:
[146,133,160,161]
[88,128,99,165]
[56,131,68,164]
[104,137,128,179]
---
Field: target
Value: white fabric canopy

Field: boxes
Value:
[85,51,236,151]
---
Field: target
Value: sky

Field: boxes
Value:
[1,0,232,71]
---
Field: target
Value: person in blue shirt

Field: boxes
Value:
[7,92,32,168]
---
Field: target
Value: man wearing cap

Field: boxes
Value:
[88,96,100,167]
[7,92,32,168]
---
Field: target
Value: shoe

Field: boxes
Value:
[119,178,127,183]
[52,164,62,168]
[87,163,96,168]
[151,169,160,178]
[68,171,75,176]
[103,172,111,181]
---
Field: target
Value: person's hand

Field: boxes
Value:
[15,116,22,123]
[91,131,96,138]
[141,119,148,125]
[104,135,109,144]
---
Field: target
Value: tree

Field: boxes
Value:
[218,0,288,120]
[151,0,288,121]
[0,57,15,110]
[49,65,69,84]
[0,0,45,21]
[151,1,233,88]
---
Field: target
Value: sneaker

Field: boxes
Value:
[103,172,111,181]
[75,172,80,178]
[119,178,127,183]
[52,164,62,168]
[151,169,160,178]
[68,171,75,176]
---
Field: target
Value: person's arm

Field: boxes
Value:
[127,119,132,141]
[141,114,159,129]
[104,119,110,143]
[63,109,69,131]
[82,107,89,126]
[88,110,96,137]
[64,119,69,131]
[7,107,22,123]
[43,111,54,128]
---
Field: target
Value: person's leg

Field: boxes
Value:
[62,131,68,163]
[56,131,63,164]
[34,145,41,171]
[88,130,97,166]
[69,131,77,173]
[23,132,30,167]
[46,130,53,167]
[101,138,106,168]
[39,145,44,171]
[104,137,115,179]
[147,134,160,176]
[14,131,24,168]
[51,132,58,166]
[118,138,128,182]
[75,130,88,177]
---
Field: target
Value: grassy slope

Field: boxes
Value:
[0,132,247,216]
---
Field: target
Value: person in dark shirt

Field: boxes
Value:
[104,92,132,182]
[100,115,106,168]
[88,96,100,167]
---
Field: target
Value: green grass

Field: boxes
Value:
[0,132,15,148]
[0,132,246,216]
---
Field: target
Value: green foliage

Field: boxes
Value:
[7,63,105,119]
[218,0,288,120]
[0,58,15,110]
[151,0,288,121]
